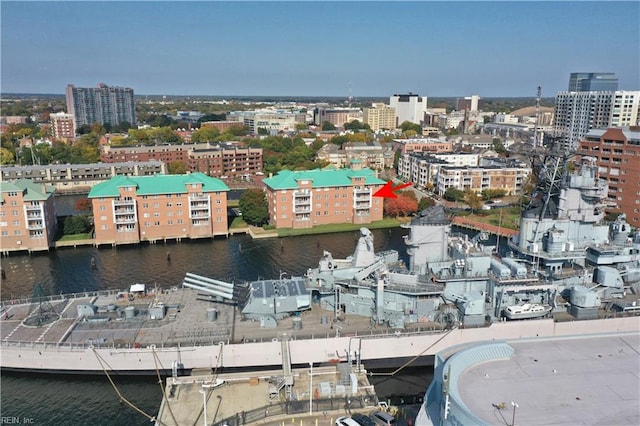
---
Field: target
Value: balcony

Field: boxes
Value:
[115,216,136,224]
[25,204,42,211]
[189,194,209,201]
[113,199,135,206]
[27,222,44,230]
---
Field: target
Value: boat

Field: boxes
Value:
[503,303,552,320]
[1,155,639,375]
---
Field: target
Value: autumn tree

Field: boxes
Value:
[168,161,189,174]
[464,190,483,212]
[74,198,92,212]
[383,194,418,217]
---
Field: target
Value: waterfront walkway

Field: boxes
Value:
[451,216,518,238]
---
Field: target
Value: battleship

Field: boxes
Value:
[0,155,639,375]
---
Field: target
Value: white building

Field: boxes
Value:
[390,93,428,126]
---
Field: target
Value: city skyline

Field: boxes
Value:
[1,1,639,98]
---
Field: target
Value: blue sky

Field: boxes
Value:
[1,1,639,97]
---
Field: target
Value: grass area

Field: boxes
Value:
[227,200,240,208]
[230,217,248,228]
[58,233,93,241]
[455,207,521,230]
[276,217,409,237]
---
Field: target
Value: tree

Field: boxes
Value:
[168,161,189,174]
[238,188,269,226]
[399,121,422,134]
[417,196,435,211]
[492,138,507,154]
[321,121,336,131]
[0,147,16,165]
[191,126,221,143]
[383,194,418,217]
[444,187,465,202]
[464,190,483,212]
[74,198,92,212]
[63,215,91,235]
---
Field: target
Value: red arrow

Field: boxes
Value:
[373,181,412,199]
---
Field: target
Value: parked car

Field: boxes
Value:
[335,416,361,426]
[370,410,397,426]
[351,413,377,426]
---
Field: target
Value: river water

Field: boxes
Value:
[1,227,433,425]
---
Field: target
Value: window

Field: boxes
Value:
[100,215,107,221]
[154,221,160,226]
[1,231,7,236]
[153,203,159,208]
[101,225,107,230]
[154,212,160,217]
[14,230,21,235]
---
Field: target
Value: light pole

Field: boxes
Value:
[309,362,313,415]
[511,401,518,426]
[200,388,208,426]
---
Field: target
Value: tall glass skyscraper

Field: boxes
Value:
[568,73,619,92]
[66,83,136,129]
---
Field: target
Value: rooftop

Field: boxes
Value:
[88,172,229,198]
[263,167,385,190]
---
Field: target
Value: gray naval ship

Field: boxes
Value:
[294,156,640,330]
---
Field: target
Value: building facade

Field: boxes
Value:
[343,141,394,170]
[100,143,263,179]
[0,180,57,254]
[578,127,640,224]
[389,93,427,126]
[568,72,618,92]
[49,112,76,140]
[392,138,452,155]
[436,165,530,196]
[313,107,362,127]
[263,166,385,229]
[89,173,229,246]
[398,153,480,189]
[66,83,136,128]
[1,161,166,192]
[363,103,397,131]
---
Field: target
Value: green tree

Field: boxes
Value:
[399,121,423,134]
[191,126,221,143]
[492,138,507,154]
[238,188,269,226]
[321,121,336,131]
[0,147,16,165]
[444,187,465,202]
[63,215,91,235]
[168,161,189,174]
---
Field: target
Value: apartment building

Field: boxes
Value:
[389,93,427,126]
[100,143,263,178]
[578,126,640,224]
[227,110,306,134]
[392,138,452,155]
[1,161,166,192]
[89,173,229,246]
[0,180,57,254]
[313,107,362,127]
[436,165,530,197]
[398,153,480,189]
[363,103,397,131]
[66,83,136,128]
[49,112,76,140]
[263,166,385,230]
[343,141,394,170]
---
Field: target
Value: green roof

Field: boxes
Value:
[0,179,54,203]
[88,173,229,198]
[263,167,385,190]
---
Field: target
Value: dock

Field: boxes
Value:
[155,364,380,426]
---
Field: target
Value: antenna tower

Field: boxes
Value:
[348,82,353,107]
[533,86,541,147]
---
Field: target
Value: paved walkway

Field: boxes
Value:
[452,216,518,238]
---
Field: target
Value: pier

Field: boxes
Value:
[452,216,519,238]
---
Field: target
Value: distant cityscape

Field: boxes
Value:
[0,71,638,254]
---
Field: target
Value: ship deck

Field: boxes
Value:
[0,287,445,350]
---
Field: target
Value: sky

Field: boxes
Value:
[1,1,639,98]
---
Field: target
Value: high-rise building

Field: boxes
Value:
[553,90,640,151]
[363,103,396,130]
[49,112,76,139]
[568,73,618,91]
[389,93,427,126]
[66,83,136,129]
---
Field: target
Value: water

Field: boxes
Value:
[1,227,431,425]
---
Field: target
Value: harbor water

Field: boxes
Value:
[1,227,432,425]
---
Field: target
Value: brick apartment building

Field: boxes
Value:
[263,165,385,229]
[0,180,57,254]
[578,126,640,224]
[89,173,229,246]
[100,143,263,178]
[392,138,453,155]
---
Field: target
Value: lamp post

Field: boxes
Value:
[309,362,313,415]
[511,401,518,426]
